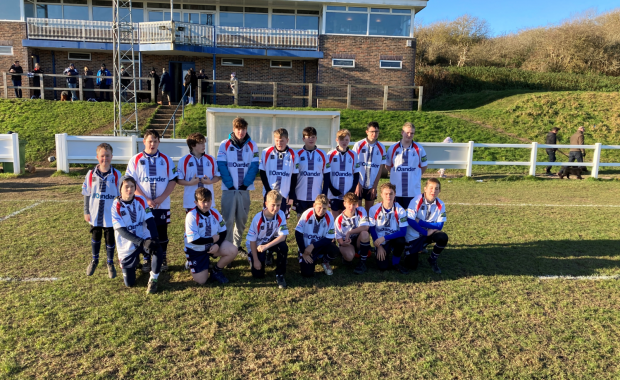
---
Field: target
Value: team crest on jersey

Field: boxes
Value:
[382,155,387,160]
[333,158,338,162]
[260,225,265,230]
[253,152,259,158]
[121,211,127,216]
[219,220,225,227]
[355,163,360,168]
[361,149,367,153]
[145,208,151,214]
[421,156,428,162]
[326,163,330,168]
[348,158,352,163]
[308,219,313,225]
[199,223,204,228]
[400,217,407,223]
[328,229,334,234]
[300,156,305,161]
[295,163,299,169]
[189,162,194,167]
[140,160,145,165]
[159,160,164,166]
[270,155,275,159]
[229,147,234,151]
[441,212,446,218]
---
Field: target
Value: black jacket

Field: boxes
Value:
[147,72,160,91]
[9,64,23,82]
[120,70,130,87]
[159,72,172,92]
[545,132,557,152]
[64,67,79,84]
[32,67,43,87]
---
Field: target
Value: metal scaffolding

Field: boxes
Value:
[112,0,139,136]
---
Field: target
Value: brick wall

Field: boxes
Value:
[318,35,417,110]
[0,22,31,99]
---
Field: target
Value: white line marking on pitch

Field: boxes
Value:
[0,277,60,282]
[539,275,620,280]
[0,201,43,222]
[453,203,619,207]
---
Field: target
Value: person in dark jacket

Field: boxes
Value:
[559,126,587,176]
[159,68,172,105]
[183,67,197,104]
[96,63,112,102]
[9,60,23,98]
[64,63,79,101]
[83,66,96,100]
[197,69,210,104]
[32,63,44,99]
[545,127,559,175]
[147,67,160,103]
[120,66,130,101]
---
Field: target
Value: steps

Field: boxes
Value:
[148,103,183,138]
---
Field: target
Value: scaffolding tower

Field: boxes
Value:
[112,0,139,136]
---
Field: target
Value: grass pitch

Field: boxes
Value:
[1,173,620,379]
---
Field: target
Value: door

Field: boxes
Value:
[169,61,195,102]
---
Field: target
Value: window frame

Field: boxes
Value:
[379,60,402,69]
[68,51,92,61]
[323,6,414,37]
[221,58,244,67]
[0,46,14,55]
[270,60,292,69]
[332,58,355,68]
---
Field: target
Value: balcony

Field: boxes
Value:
[25,18,319,51]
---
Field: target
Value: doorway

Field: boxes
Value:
[169,61,195,102]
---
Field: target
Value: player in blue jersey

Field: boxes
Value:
[326,129,361,219]
[353,122,386,214]
[335,192,371,274]
[177,132,220,212]
[294,127,330,217]
[82,143,122,278]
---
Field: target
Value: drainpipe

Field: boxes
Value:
[302,60,306,107]
[138,51,142,90]
[52,50,57,100]
[212,53,216,105]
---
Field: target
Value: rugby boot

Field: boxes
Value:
[86,260,98,276]
[107,263,117,279]
[211,269,230,284]
[276,275,287,289]
[353,261,367,275]
[395,263,410,274]
[427,257,442,274]
[146,278,158,294]
[321,262,334,276]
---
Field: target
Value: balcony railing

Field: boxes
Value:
[26,18,318,50]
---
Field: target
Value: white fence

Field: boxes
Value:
[0,134,21,174]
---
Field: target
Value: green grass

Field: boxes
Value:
[1,178,620,378]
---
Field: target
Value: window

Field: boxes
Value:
[380,60,402,69]
[325,6,413,37]
[296,15,319,30]
[221,58,243,67]
[0,46,13,55]
[63,5,89,20]
[36,4,62,19]
[68,52,91,61]
[332,59,355,68]
[1,0,21,20]
[325,12,368,35]
[219,6,243,27]
[183,4,215,11]
[245,13,268,28]
[369,14,411,37]
[148,10,179,22]
[271,60,292,68]
[272,14,295,29]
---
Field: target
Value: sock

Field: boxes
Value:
[150,271,159,281]
[392,256,401,266]
[162,251,168,263]
[91,240,101,261]
[213,263,223,271]
[430,251,439,260]
[143,254,150,263]
[360,242,371,261]
[431,245,444,260]
[106,245,115,265]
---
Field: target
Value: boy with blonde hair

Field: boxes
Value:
[326,129,361,218]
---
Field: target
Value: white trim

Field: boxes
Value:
[0,46,14,56]
[379,60,402,69]
[68,51,92,61]
[221,57,244,67]
[270,60,292,68]
[0,277,60,282]
[332,58,355,68]
[0,202,43,223]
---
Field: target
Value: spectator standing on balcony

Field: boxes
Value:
[32,63,44,99]
[9,60,23,98]
[545,127,560,176]
[197,69,209,104]
[147,67,159,104]
[64,63,79,101]
[120,65,130,101]
[96,63,112,102]
[559,126,587,176]
[83,66,96,101]
[159,68,172,106]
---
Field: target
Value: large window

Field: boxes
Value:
[1,0,21,20]
[325,6,412,37]
[272,9,319,30]
[92,1,143,22]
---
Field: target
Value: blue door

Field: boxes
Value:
[169,61,195,102]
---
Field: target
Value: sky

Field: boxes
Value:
[416,0,619,35]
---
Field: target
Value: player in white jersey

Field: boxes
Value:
[326,129,361,218]
[295,195,340,277]
[335,192,371,275]
[177,133,221,211]
[82,143,121,278]
[406,178,449,274]
[386,122,428,208]
[369,183,408,273]
[246,190,289,289]
[111,177,163,294]
[184,188,238,285]
[294,126,330,216]
[353,121,386,214]
[216,117,260,253]
[259,128,298,219]
[125,129,178,273]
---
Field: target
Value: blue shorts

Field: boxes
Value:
[185,247,211,274]
[360,188,377,201]
[152,209,171,226]
[119,246,146,270]
[407,236,431,254]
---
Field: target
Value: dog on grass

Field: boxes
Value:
[558,167,583,179]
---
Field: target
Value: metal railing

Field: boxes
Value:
[161,84,192,139]
[26,18,317,50]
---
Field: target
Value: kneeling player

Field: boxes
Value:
[405,178,449,274]
[335,192,371,275]
[246,190,289,289]
[295,194,340,277]
[369,183,408,273]
[111,177,163,294]
[184,188,238,284]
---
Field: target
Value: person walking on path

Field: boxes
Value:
[559,126,587,176]
[545,127,560,176]
[159,68,172,105]
[9,60,23,98]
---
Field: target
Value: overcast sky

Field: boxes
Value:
[416,0,619,35]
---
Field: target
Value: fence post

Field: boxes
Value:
[130,134,139,156]
[39,74,45,100]
[11,133,21,174]
[151,77,156,103]
[465,141,475,177]
[529,141,538,176]
[272,82,277,107]
[417,86,423,112]
[78,76,84,101]
[307,83,313,108]
[234,80,239,106]
[346,84,351,109]
[2,72,7,99]
[55,133,69,173]
[197,80,202,105]
[383,85,388,111]
[591,142,602,179]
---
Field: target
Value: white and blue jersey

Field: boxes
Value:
[217,137,259,191]
[368,202,408,240]
[178,153,220,209]
[334,207,369,240]
[406,195,447,242]
[126,150,178,209]
[353,139,386,189]
[184,207,226,252]
[295,208,335,248]
[245,209,288,252]
[386,142,428,198]
[111,196,153,261]
[82,165,121,227]
[295,147,330,202]
[326,148,361,200]
[260,146,298,199]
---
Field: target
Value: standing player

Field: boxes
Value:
[82,143,121,278]
[111,176,163,294]
[246,190,289,289]
[177,132,220,212]
[334,192,371,275]
[217,117,259,255]
[353,122,386,214]
[295,195,340,277]
[184,188,238,284]
[369,183,408,273]
[386,122,428,208]
[406,178,449,274]
[126,129,177,273]
[259,128,298,218]
[294,126,330,217]
[326,129,361,218]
